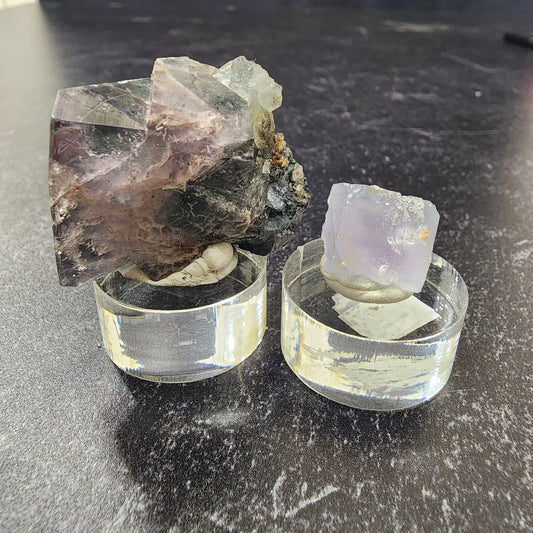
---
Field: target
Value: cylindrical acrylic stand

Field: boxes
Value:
[94,248,266,383]
[281,239,468,411]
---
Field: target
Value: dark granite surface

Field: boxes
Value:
[1,1,532,531]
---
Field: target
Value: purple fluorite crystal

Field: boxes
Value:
[49,56,309,286]
[321,184,439,294]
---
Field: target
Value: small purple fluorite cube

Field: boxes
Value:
[321,184,439,293]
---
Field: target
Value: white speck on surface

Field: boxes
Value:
[442,52,499,74]
[271,471,287,519]
[284,485,339,518]
[442,499,452,523]
[384,20,451,32]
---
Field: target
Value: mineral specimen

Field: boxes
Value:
[321,184,439,302]
[49,56,309,286]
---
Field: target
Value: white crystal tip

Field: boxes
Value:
[321,183,440,300]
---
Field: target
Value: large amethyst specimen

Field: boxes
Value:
[49,56,309,286]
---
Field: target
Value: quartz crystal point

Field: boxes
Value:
[321,184,439,297]
[49,56,309,286]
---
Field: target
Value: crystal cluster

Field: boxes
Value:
[321,184,439,299]
[49,56,309,286]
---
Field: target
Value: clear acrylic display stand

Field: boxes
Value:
[281,239,468,411]
[94,249,267,383]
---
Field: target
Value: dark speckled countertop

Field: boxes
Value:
[1,1,532,531]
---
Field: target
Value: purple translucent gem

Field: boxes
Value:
[321,184,439,293]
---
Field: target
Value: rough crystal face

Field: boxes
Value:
[50,79,151,130]
[214,55,282,112]
[321,184,439,293]
[49,56,309,286]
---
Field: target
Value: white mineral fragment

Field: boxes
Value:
[119,243,237,287]
[332,293,439,340]
[321,184,439,301]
